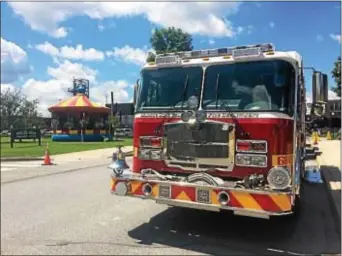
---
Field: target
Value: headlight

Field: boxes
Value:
[181,111,193,122]
[139,148,151,160]
[138,148,162,160]
[150,150,162,160]
[236,154,267,167]
[267,167,291,190]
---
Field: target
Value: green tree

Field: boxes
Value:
[147,27,193,62]
[332,56,341,97]
[0,87,40,130]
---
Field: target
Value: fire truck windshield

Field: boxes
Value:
[202,60,295,115]
[136,67,203,111]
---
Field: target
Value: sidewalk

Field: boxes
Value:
[316,139,341,237]
[50,146,133,164]
[1,147,134,184]
[317,140,341,169]
[1,146,133,163]
[1,158,113,184]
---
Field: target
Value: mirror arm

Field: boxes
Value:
[303,67,317,72]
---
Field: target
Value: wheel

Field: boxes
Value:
[291,194,301,217]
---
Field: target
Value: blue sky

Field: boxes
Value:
[1,1,341,116]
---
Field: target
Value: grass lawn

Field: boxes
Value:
[0,136,133,158]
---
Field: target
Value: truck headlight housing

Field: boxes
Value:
[181,111,193,122]
[267,167,291,190]
[236,154,267,168]
[138,148,162,161]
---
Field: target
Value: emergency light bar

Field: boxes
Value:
[154,43,274,65]
[155,54,181,66]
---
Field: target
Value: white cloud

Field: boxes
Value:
[208,39,215,45]
[51,27,68,38]
[59,45,104,61]
[306,90,340,105]
[91,80,130,105]
[35,41,59,56]
[22,78,71,117]
[8,2,242,38]
[106,45,148,66]
[19,60,130,117]
[269,22,275,29]
[316,34,324,42]
[235,25,253,36]
[330,34,341,44]
[1,38,31,83]
[0,83,16,94]
[35,42,105,61]
[328,90,341,100]
[97,24,105,32]
[47,60,98,82]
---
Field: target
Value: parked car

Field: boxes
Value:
[114,128,133,138]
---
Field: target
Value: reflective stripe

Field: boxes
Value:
[230,191,263,211]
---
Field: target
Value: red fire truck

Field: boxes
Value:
[109,43,327,219]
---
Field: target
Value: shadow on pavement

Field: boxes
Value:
[320,165,341,238]
[128,183,341,255]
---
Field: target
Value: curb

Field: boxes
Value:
[321,166,341,238]
[1,162,109,185]
[1,151,134,162]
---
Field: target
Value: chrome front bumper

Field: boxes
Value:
[109,168,294,219]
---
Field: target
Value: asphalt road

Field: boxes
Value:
[1,158,341,255]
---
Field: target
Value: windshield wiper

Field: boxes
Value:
[181,75,189,110]
[214,73,249,137]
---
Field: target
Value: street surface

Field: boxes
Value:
[1,161,43,172]
[1,157,341,255]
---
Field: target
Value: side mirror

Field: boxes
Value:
[133,79,139,106]
[312,71,328,117]
[312,71,328,103]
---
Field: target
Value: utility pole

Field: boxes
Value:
[110,92,114,139]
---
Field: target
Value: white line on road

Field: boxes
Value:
[1,164,42,168]
[1,167,15,172]
[1,161,43,172]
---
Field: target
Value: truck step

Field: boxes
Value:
[305,148,316,154]
[305,154,317,160]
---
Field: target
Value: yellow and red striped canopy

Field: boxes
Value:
[48,93,110,113]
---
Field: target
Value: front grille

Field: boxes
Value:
[166,142,228,158]
[164,122,229,159]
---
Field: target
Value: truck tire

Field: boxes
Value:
[291,194,301,218]
[281,194,301,223]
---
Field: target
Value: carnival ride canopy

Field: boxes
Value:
[48,93,110,114]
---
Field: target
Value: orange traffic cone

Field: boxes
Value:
[313,133,318,145]
[42,143,53,165]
